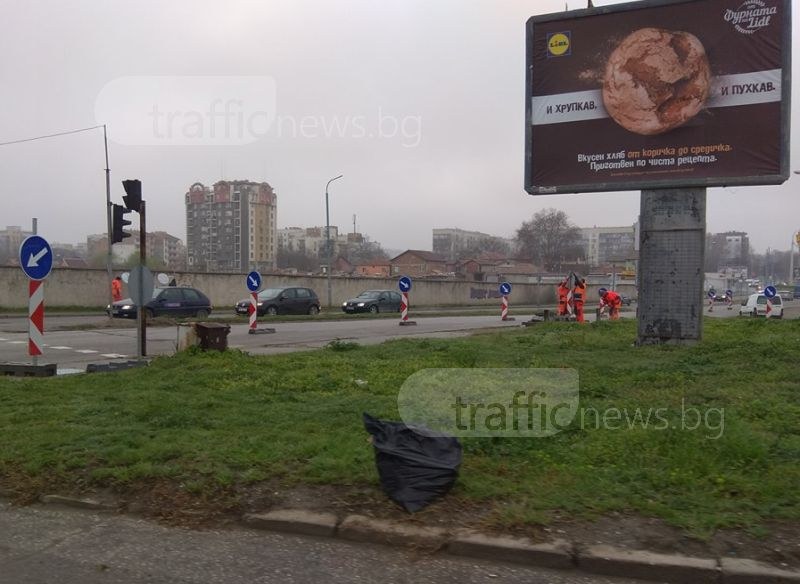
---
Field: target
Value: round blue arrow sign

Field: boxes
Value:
[726,289,733,298]
[398,276,412,292]
[19,235,53,281]
[764,285,777,298]
[246,271,262,292]
[499,282,512,295]
[707,289,716,299]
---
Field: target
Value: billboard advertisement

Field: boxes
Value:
[525,0,791,195]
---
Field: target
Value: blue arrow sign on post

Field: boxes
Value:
[19,236,53,281]
[499,282,512,295]
[764,285,777,298]
[398,276,412,292]
[246,271,262,292]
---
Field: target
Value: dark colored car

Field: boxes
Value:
[235,287,320,316]
[342,290,403,314]
[107,286,213,319]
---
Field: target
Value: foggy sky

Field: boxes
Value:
[1,0,798,254]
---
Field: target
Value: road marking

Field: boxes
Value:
[101,353,129,359]
[50,346,73,350]
[0,338,7,341]
[8,340,26,345]
[75,349,99,354]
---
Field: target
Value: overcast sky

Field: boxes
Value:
[1,0,797,254]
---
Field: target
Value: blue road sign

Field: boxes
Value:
[19,235,53,281]
[246,271,262,292]
[707,288,716,299]
[398,276,412,292]
[726,289,733,298]
[764,285,777,298]
[499,282,512,295]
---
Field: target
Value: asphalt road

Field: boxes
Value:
[1,304,795,372]
[0,315,525,370]
[0,502,649,584]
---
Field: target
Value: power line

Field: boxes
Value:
[0,124,104,147]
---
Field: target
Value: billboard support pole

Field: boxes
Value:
[637,188,706,345]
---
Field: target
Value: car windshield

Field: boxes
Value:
[357,291,381,299]
[152,287,166,299]
[257,288,283,300]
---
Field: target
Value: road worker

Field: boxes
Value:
[573,278,587,323]
[599,288,622,320]
[111,276,123,302]
[557,280,570,316]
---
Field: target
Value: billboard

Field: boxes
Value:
[525,0,791,195]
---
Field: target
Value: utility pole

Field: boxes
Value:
[104,125,113,313]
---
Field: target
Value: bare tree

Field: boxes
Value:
[516,208,582,271]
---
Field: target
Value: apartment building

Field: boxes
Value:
[186,180,277,272]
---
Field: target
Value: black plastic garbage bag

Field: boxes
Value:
[363,412,462,513]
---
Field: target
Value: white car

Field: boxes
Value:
[739,293,783,318]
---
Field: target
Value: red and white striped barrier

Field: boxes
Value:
[766,299,773,317]
[249,291,258,331]
[400,292,409,322]
[28,279,44,357]
[501,295,509,321]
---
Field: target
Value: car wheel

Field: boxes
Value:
[308,305,320,315]
[195,309,209,319]
[266,306,278,316]
[369,304,379,314]
[144,308,155,319]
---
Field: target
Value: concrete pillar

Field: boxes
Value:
[637,188,706,345]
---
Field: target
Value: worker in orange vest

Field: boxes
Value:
[599,288,622,320]
[557,280,570,316]
[573,278,587,323]
[111,276,123,302]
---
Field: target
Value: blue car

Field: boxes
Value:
[107,286,213,319]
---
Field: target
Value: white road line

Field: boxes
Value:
[50,346,73,350]
[101,353,128,359]
[0,338,7,341]
[8,341,26,345]
[75,349,99,354]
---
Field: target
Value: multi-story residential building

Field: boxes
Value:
[149,231,187,270]
[432,228,514,260]
[580,225,636,267]
[86,231,186,268]
[0,226,33,263]
[185,180,277,272]
[706,231,749,268]
[278,226,372,259]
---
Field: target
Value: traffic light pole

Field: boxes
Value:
[138,200,147,358]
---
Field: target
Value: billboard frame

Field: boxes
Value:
[524,0,792,195]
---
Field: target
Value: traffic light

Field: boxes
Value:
[111,203,132,243]
[122,179,142,212]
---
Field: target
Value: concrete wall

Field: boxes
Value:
[0,266,637,310]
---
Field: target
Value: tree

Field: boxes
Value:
[277,248,320,272]
[516,208,582,272]
[456,237,512,260]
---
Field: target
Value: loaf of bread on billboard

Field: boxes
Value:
[602,27,710,135]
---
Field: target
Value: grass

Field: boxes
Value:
[0,317,798,536]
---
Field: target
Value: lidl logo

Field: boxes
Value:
[547,32,571,57]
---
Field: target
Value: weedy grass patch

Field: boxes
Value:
[0,317,798,535]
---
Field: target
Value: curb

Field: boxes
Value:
[40,494,116,511]
[577,544,719,584]
[25,498,800,583]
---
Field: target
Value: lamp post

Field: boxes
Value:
[325,174,343,309]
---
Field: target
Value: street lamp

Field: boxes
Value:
[325,174,343,309]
